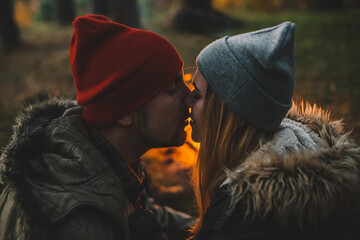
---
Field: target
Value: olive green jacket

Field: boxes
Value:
[0,99,131,240]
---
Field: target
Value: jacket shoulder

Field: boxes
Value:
[198,187,275,240]
[223,102,360,228]
[198,187,360,240]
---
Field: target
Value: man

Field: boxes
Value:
[0,15,194,240]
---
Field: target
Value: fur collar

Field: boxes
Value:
[0,96,77,238]
[1,96,77,184]
[1,96,130,239]
[224,102,360,228]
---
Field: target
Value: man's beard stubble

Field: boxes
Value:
[132,108,184,149]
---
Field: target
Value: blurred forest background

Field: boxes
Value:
[1,0,359,215]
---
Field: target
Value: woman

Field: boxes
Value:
[185,22,360,239]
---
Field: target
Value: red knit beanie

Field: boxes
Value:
[70,15,184,127]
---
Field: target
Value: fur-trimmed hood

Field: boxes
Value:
[1,97,77,186]
[223,103,360,228]
[0,97,129,239]
[0,97,78,238]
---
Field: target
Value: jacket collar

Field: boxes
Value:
[0,97,128,234]
[223,103,360,228]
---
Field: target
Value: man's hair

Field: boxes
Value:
[190,87,273,237]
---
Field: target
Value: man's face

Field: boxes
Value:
[132,71,190,148]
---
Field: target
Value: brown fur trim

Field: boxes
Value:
[0,96,77,240]
[225,102,360,228]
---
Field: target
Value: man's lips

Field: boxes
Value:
[182,114,191,127]
[189,116,195,125]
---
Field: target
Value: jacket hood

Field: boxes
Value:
[1,96,76,185]
[0,97,78,231]
[0,96,129,239]
[223,102,360,228]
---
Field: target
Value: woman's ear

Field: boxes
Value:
[118,115,132,126]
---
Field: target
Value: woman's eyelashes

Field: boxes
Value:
[191,90,202,100]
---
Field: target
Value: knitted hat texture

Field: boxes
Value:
[70,15,183,127]
[197,22,295,130]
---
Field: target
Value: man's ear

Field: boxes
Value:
[118,115,132,126]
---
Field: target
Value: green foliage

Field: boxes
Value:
[214,0,358,12]
[36,0,92,22]
[37,0,54,21]
[75,0,92,16]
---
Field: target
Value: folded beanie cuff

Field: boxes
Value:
[226,81,293,130]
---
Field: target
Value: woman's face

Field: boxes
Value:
[185,68,208,142]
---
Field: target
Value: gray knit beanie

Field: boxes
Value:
[197,21,295,130]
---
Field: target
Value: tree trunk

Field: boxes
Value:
[92,0,141,28]
[312,0,343,10]
[182,0,212,9]
[54,0,75,25]
[175,0,243,34]
[0,0,20,52]
[111,0,141,28]
[93,0,109,16]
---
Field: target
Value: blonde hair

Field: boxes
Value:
[190,87,272,237]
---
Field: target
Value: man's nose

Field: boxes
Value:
[181,81,191,98]
[184,91,193,108]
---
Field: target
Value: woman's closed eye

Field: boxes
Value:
[192,91,202,100]
[188,91,202,104]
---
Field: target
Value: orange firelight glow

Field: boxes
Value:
[184,73,194,90]
[142,124,199,189]
[14,1,33,26]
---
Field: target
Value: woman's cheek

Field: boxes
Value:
[194,102,202,123]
